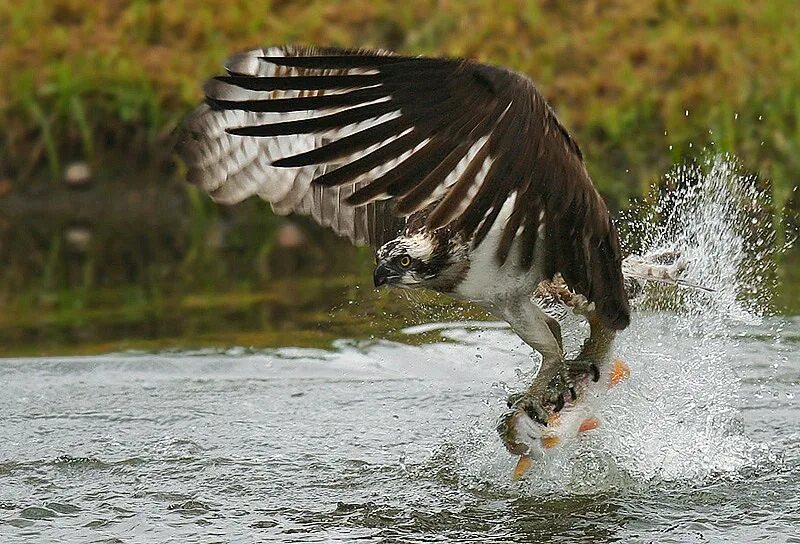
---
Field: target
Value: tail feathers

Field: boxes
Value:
[621,250,714,293]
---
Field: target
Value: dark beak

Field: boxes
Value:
[373,262,399,288]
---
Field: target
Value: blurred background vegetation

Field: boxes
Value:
[0,0,798,356]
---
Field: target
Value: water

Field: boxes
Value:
[2,155,799,542]
[1,320,798,543]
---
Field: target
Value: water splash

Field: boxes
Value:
[624,153,775,321]
[603,155,778,482]
[432,154,781,492]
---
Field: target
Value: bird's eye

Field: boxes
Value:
[398,255,412,268]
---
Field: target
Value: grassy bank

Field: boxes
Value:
[3,1,800,208]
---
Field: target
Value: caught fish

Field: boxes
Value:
[503,358,631,480]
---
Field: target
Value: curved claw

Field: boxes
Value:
[506,391,526,409]
[522,401,549,426]
[566,359,600,382]
[589,362,600,382]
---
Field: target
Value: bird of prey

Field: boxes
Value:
[177,46,630,456]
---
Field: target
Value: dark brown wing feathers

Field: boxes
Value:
[177,45,630,330]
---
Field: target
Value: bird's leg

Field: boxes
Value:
[542,313,617,416]
[533,278,617,406]
[566,359,600,382]
[564,311,617,382]
[496,300,572,454]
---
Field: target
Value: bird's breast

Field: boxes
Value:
[454,212,545,306]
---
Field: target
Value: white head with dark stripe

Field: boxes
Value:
[373,231,469,292]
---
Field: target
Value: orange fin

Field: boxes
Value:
[541,435,561,449]
[609,358,631,388]
[512,456,533,480]
[578,417,601,432]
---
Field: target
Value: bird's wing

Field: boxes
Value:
[177,45,629,329]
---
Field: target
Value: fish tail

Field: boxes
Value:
[622,249,714,293]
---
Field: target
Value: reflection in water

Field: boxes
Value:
[0,164,383,355]
[1,156,799,356]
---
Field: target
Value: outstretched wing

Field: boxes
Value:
[177,45,629,330]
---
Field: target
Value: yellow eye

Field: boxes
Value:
[399,255,412,268]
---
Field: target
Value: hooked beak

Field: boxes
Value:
[373,262,400,288]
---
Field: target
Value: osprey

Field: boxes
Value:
[177,46,630,455]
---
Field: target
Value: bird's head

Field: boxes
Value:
[373,231,469,292]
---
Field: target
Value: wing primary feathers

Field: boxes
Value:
[472,201,506,248]
[206,86,389,113]
[382,139,457,197]
[345,136,453,206]
[346,96,497,207]
[476,99,535,261]
[393,101,503,215]
[451,101,524,235]
[272,115,412,167]
[225,101,396,137]
[259,54,411,68]
[214,74,382,91]
[425,136,492,229]
[314,127,428,187]
[519,214,544,270]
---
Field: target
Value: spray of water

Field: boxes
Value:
[433,154,781,492]
[604,155,777,478]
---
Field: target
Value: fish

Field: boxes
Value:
[504,358,631,480]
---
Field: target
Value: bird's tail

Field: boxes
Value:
[621,249,714,295]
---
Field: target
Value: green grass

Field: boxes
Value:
[2,1,799,210]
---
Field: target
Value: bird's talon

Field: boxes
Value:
[506,391,525,408]
[521,400,548,426]
[565,359,601,383]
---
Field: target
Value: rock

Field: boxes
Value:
[64,226,93,252]
[64,161,92,186]
[276,222,305,248]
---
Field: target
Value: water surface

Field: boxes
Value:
[1,317,798,543]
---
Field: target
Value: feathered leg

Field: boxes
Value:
[495,297,574,454]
